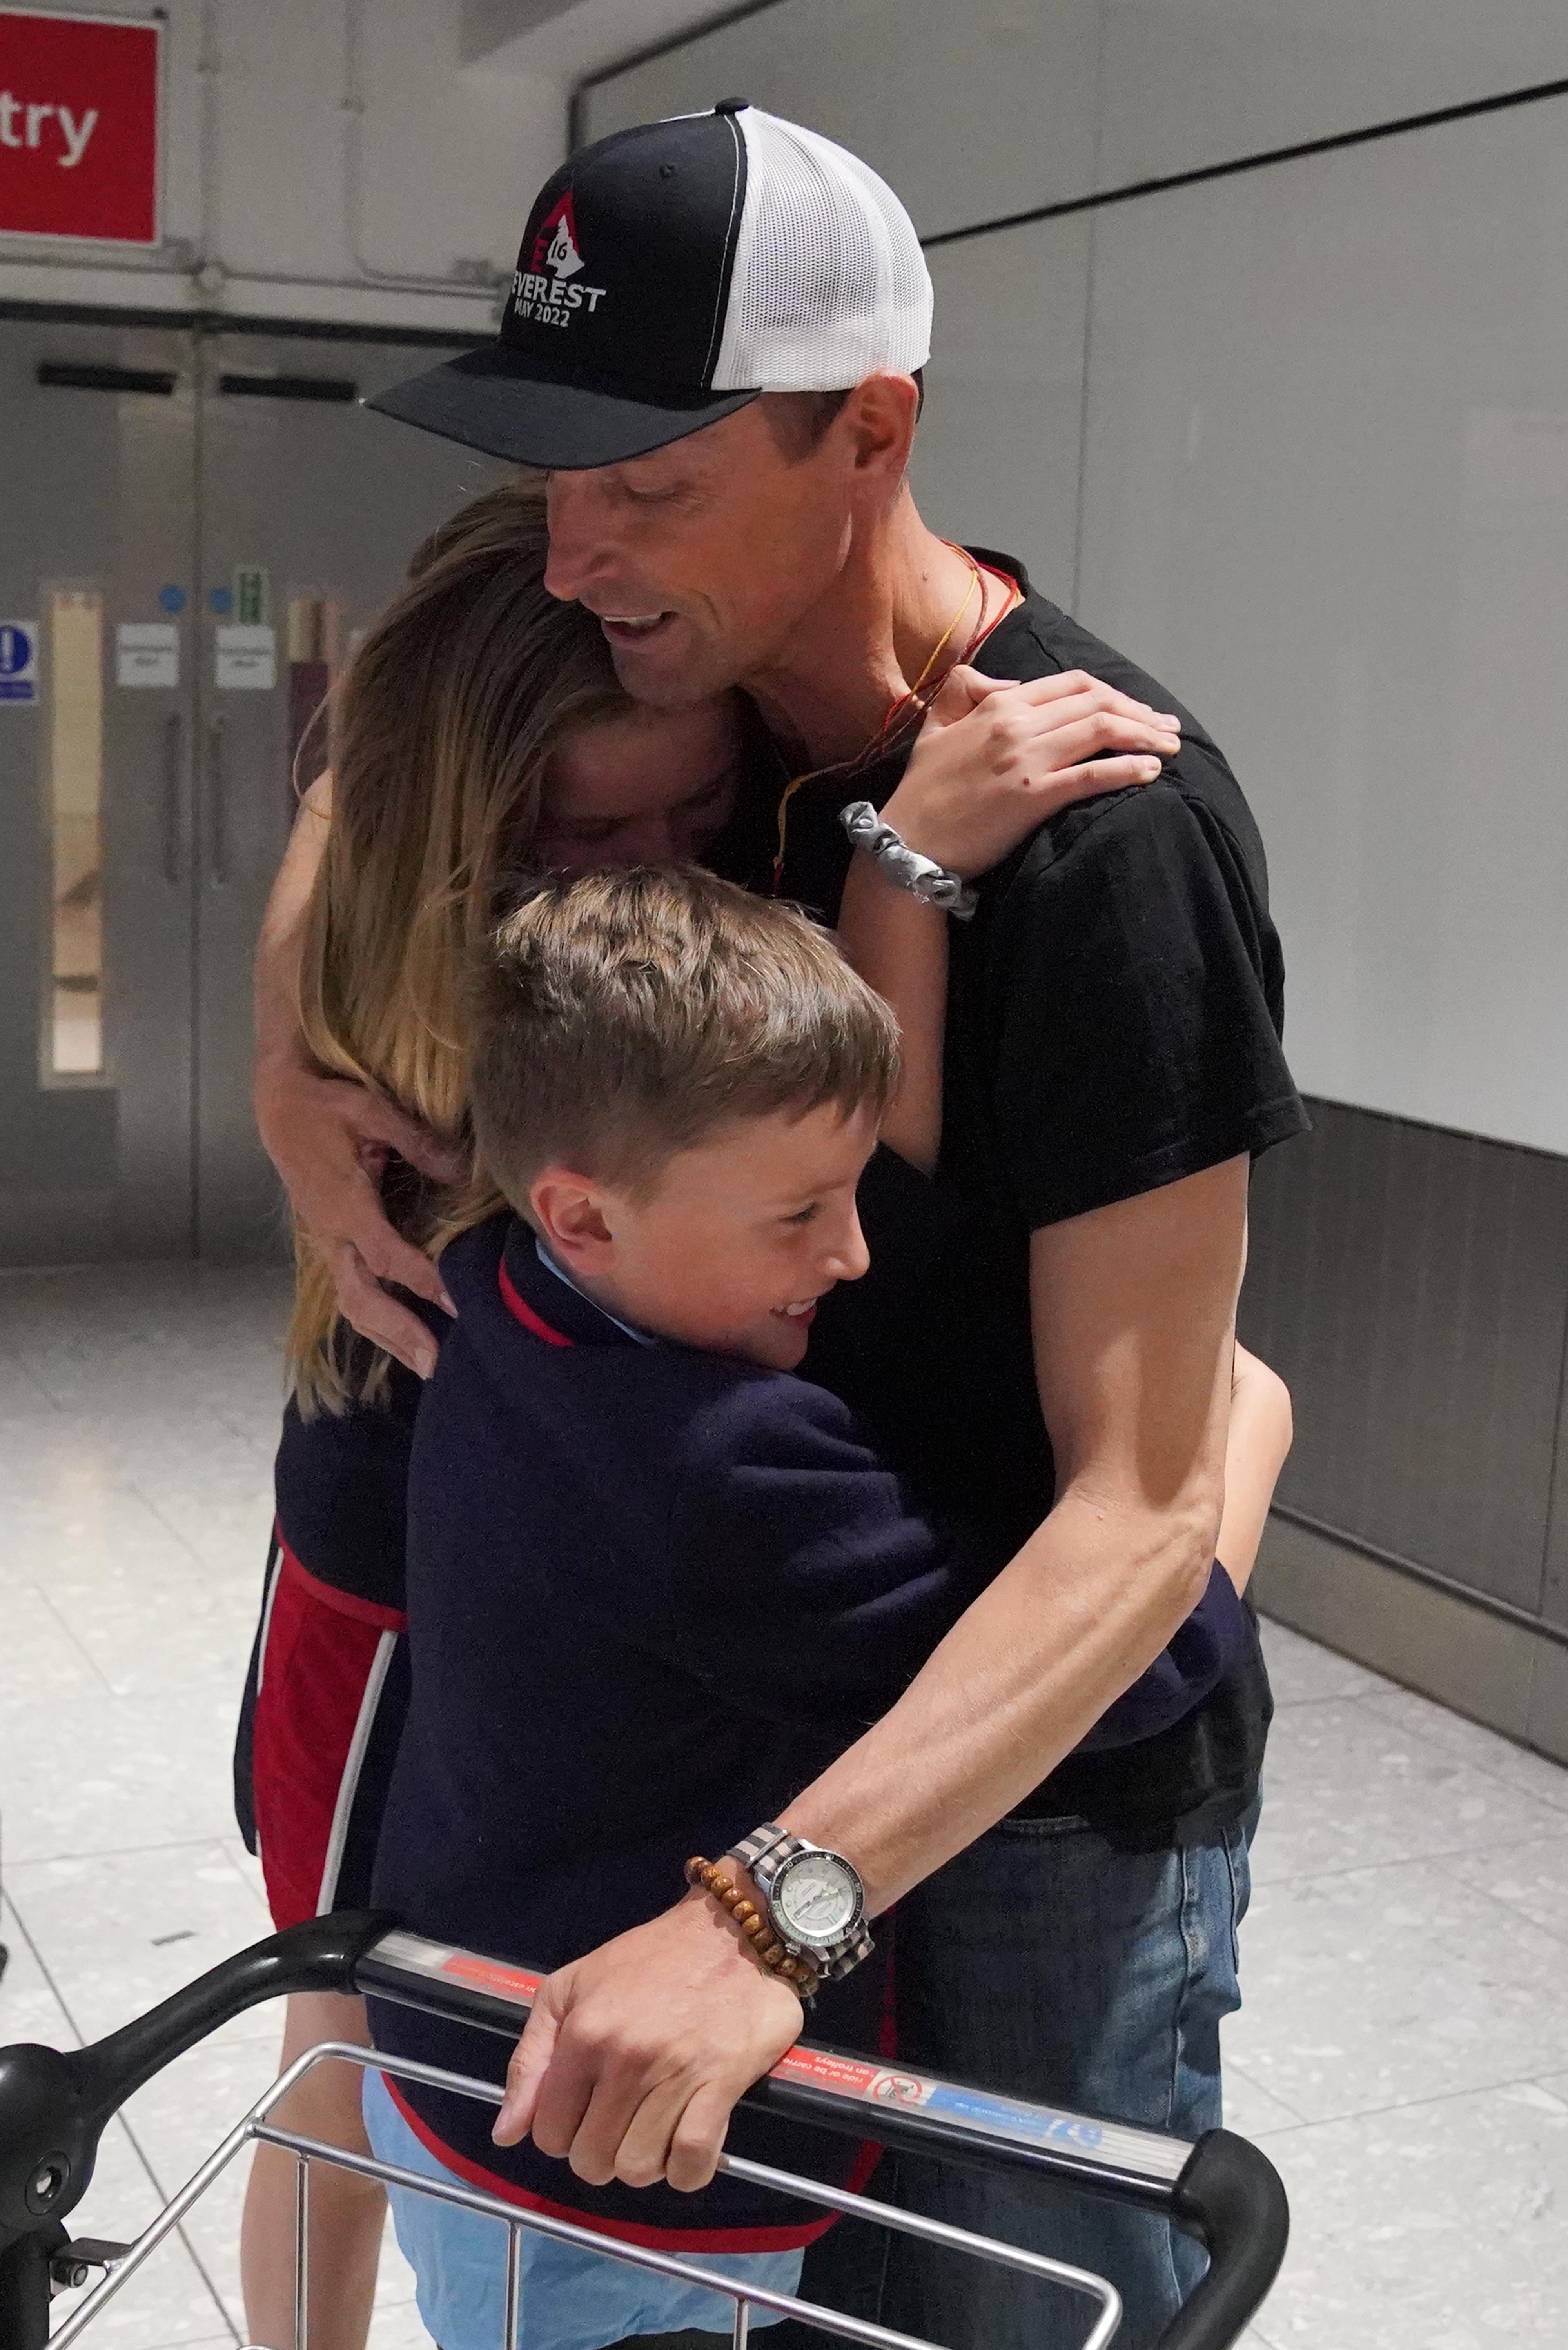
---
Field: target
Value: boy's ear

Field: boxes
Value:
[529,1167,617,1267]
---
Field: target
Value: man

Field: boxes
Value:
[258,104,1305,2348]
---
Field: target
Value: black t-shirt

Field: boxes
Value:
[750,554,1309,1847]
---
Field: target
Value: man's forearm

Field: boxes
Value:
[780,1159,1247,1913]
[776,1481,1213,1912]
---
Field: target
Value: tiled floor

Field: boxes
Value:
[4,1262,1568,2349]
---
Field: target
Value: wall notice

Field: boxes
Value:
[0,11,161,245]
[0,619,38,703]
[215,625,276,690]
[116,622,178,688]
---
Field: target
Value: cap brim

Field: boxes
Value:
[362,344,760,470]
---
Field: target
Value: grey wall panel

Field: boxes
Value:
[1241,1100,1568,1618]
[914,220,1091,602]
[1097,0,1568,191]
[1252,1514,1542,1750]
[1541,1345,1568,1634]
[579,0,1102,242]
[1075,101,1568,1155]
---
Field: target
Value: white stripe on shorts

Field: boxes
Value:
[316,1628,397,1916]
[253,1543,285,1695]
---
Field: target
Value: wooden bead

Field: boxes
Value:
[684,1856,810,1999]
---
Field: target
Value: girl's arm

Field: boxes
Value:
[1215,1341,1294,1593]
[835,860,947,1173]
[833,666,1178,1174]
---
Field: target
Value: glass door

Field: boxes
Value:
[0,319,199,1263]
[0,318,506,1266]
[193,330,508,1259]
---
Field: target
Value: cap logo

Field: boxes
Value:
[537,191,584,281]
[513,187,608,329]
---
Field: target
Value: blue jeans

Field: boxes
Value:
[363,2068,802,2350]
[786,1809,1255,2350]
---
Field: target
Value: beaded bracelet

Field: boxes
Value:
[685,1856,818,1997]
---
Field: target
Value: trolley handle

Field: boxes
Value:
[0,1914,1287,2350]
[358,1927,1289,2350]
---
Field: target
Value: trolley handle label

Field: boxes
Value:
[363,1930,1188,2182]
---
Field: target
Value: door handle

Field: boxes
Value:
[162,712,183,885]
[207,716,228,885]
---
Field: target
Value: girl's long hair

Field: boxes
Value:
[288,477,628,1412]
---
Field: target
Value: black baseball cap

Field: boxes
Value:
[365,102,932,473]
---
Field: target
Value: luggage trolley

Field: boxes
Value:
[0,1913,1288,2350]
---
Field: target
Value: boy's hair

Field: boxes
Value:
[470,867,901,1208]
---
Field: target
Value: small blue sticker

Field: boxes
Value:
[0,623,33,675]
[922,2081,1106,2150]
[208,585,233,615]
[159,583,187,613]
[0,619,38,704]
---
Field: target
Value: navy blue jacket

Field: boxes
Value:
[369,1212,971,2246]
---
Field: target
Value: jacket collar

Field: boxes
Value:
[497,1217,648,1350]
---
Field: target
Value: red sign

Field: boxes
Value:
[0,9,160,245]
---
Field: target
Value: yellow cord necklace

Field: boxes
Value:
[771,546,1021,894]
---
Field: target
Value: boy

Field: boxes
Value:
[363,864,968,2350]
[362,864,1260,2350]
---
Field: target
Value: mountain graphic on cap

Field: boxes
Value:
[364,103,932,472]
[536,193,584,282]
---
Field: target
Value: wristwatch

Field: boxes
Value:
[725,1825,874,1984]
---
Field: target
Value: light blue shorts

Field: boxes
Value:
[362,2068,802,2350]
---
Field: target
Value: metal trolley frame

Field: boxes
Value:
[0,1913,1288,2350]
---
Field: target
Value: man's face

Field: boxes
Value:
[533,1100,877,1370]
[542,399,864,707]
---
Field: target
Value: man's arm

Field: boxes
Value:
[253,774,459,1377]
[492,1154,1247,2189]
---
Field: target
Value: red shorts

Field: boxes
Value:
[240,1538,408,1933]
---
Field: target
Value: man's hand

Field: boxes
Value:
[492,1895,803,2192]
[254,1054,461,1378]
[882,666,1180,880]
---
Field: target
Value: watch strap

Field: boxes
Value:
[727,1823,792,1882]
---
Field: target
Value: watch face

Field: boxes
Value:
[773,1851,862,1947]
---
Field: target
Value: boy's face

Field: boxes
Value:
[531,1101,878,1370]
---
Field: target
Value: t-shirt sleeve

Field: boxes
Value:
[987,784,1308,1230]
[667,1377,968,1739]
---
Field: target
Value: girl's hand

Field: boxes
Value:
[880,665,1181,880]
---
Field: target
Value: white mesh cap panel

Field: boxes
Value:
[711,110,932,392]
